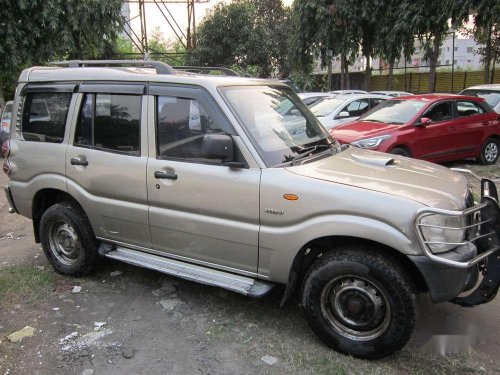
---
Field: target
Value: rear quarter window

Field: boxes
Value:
[20,92,72,143]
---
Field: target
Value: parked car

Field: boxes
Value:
[0,101,13,145]
[331,94,500,164]
[309,94,387,130]
[460,84,500,113]
[298,92,333,107]
[3,61,500,359]
[370,91,414,97]
[329,89,367,95]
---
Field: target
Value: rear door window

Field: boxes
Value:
[456,101,484,117]
[74,94,141,156]
[21,92,72,143]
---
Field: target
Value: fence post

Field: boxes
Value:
[463,71,467,91]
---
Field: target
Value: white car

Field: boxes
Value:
[460,84,500,113]
[329,89,368,96]
[298,92,333,107]
[370,91,414,98]
[309,94,387,130]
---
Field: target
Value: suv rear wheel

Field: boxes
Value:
[478,138,499,165]
[302,247,416,359]
[39,202,98,276]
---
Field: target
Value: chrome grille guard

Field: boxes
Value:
[414,177,500,268]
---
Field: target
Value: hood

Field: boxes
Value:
[285,147,469,209]
[331,121,402,143]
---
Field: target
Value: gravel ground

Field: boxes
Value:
[0,158,499,375]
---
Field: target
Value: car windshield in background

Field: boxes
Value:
[310,98,345,117]
[461,89,500,108]
[360,99,426,124]
[1,104,12,120]
[221,85,334,166]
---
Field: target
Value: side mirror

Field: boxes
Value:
[289,108,299,116]
[337,111,350,119]
[202,134,234,161]
[419,117,432,126]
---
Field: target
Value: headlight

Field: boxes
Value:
[351,135,391,149]
[419,214,466,253]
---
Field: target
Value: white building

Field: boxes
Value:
[314,34,484,74]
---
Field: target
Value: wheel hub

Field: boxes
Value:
[321,276,391,341]
[485,143,498,162]
[48,221,81,265]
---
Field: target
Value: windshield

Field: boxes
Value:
[461,89,500,108]
[310,98,345,117]
[221,85,335,166]
[360,99,426,124]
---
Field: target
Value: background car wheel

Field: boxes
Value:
[302,247,416,359]
[39,202,98,276]
[478,138,499,165]
[389,147,411,157]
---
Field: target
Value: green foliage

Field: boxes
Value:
[189,0,293,77]
[0,0,123,101]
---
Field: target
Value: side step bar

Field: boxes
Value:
[103,246,274,298]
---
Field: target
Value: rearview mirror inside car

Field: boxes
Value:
[202,134,234,161]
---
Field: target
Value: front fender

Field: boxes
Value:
[258,213,416,284]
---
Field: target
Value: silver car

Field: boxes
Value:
[3,60,500,359]
[0,101,13,145]
[460,84,500,113]
[310,94,387,130]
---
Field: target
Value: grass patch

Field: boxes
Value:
[0,266,55,307]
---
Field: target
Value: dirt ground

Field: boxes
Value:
[1,159,500,375]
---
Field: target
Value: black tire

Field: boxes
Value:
[39,202,98,276]
[302,247,416,359]
[389,147,411,157]
[478,138,499,165]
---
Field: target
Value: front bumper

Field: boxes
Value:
[412,178,500,306]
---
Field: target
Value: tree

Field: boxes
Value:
[295,1,384,91]
[374,0,415,89]
[0,0,123,107]
[460,0,500,83]
[294,1,358,89]
[189,0,292,77]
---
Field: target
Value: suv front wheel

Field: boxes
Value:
[302,247,416,359]
[39,202,99,276]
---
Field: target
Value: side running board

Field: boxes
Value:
[103,246,274,298]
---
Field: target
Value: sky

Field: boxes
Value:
[126,0,294,45]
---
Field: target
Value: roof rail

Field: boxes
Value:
[49,60,175,75]
[172,66,241,77]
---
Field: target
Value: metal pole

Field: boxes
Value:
[327,50,333,91]
[451,31,455,93]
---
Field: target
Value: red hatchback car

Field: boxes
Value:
[330,94,500,164]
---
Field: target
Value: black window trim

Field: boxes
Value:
[73,92,142,157]
[21,82,78,95]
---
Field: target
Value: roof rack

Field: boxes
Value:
[49,60,175,75]
[172,66,241,77]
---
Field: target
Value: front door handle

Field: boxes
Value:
[448,126,457,131]
[71,157,88,166]
[154,171,178,180]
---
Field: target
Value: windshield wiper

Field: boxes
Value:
[361,119,384,123]
[291,144,332,165]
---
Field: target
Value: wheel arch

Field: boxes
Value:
[279,235,427,308]
[389,144,412,156]
[32,188,86,243]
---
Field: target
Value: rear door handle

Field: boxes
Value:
[449,126,457,131]
[154,171,178,180]
[71,157,88,166]
[483,121,490,126]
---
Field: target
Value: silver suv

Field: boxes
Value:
[2,60,500,359]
